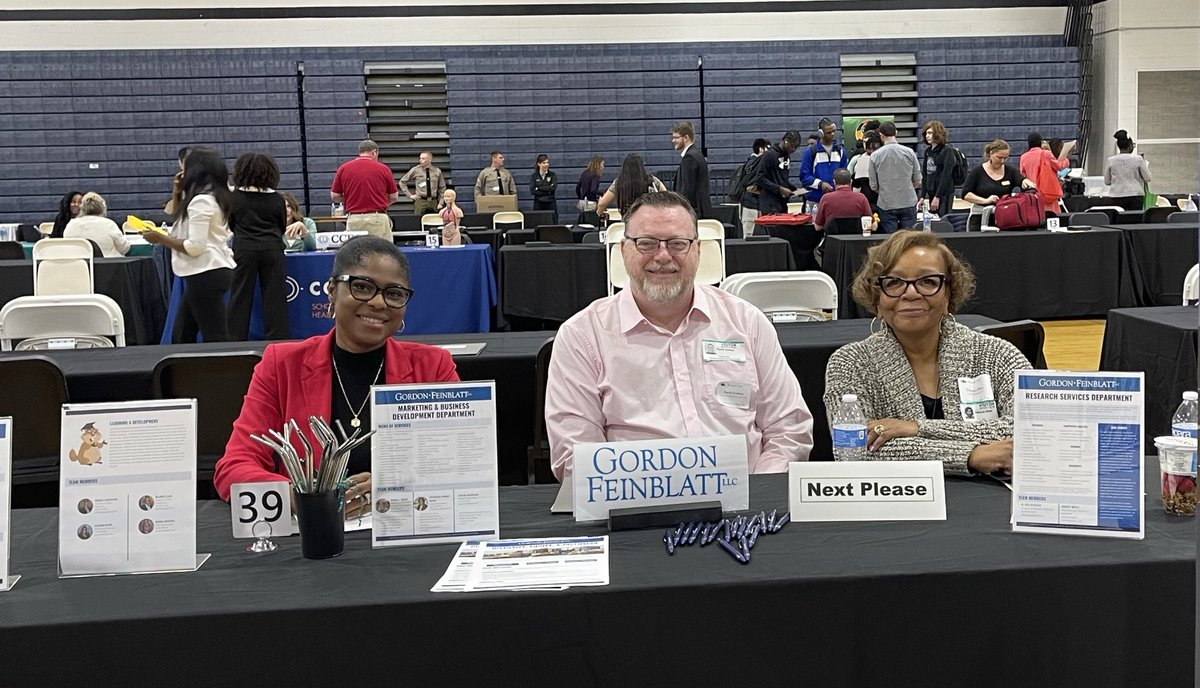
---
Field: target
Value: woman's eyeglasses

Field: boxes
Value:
[876,274,947,297]
[333,274,413,308]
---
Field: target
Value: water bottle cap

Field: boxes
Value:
[841,393,858,403]
[1184,391,1198,401]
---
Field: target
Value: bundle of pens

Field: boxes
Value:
[248,416,375,494]
[663,509,790,564]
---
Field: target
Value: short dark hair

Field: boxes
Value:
[672,121,695,139]
[833,169,853,186]
[752,137,771,154]
[330,236,410,285]
[878,121,898,137]
[233,152,281,189]
[490,150,503,159]
[782,130,801,145]
[358,140,379,154]
[623,191,698,238]
[1027,132,1044,150]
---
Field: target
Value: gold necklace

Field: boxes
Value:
[331,353,385,428]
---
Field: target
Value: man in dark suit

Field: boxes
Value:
[671,121,713,219]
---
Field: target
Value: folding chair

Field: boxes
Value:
[151,351,262,489]
[1067,211,1109,228]
[421,214,444,232]
[605,223,627,296]
[975,320,1048,368]
[0,294,125,351]
[1168,211,1199,225]
[721,271,838,322]
[525,337,555,484]
[695,219,727,285]
[581,231,600,244]
[493,211,525,230]
[32,237,94,295]
[37,222,54,236]
[605,208,622,223]
[786,202,805,214]
[534,225,573,244]
[0,355,69,488]
[828,217,865,235]
[1183,264,1199,305]
[1144,206,1175,224]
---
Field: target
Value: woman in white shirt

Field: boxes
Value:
[142,147,236,343]
[62,192,130,257]
[1103,129,1152,211]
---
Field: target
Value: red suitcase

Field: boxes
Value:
[993,190,1043,231]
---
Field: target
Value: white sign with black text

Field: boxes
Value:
[314,231,368,251]
[788,460,946,522]
[230,481,294,539]
[0,418,18,591]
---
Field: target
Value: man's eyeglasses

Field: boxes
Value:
[333,274,414,308]
[625,236,697,255]
[876,274,947,298]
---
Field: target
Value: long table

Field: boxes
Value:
[822,229,1139,320]
[1100,306,1199,449]
[8,315,997,490]
[499,238,796,323]
[160,245,497,342]
[0,464,1191,685]
[0,256,165,345]
[1105,223,1198,306]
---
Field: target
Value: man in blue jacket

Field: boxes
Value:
[798,117,848,210]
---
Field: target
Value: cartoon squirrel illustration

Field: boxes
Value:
[68,422,106,465]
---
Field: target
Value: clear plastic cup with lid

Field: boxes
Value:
[1155,435,1198,516]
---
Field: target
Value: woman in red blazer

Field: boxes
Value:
[213,237,459,516]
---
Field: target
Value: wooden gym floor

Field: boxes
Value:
[1040,319,1106,371]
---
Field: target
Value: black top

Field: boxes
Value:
[922,144,956,202]
[920,394,944,420]
[576,170,602,201]
[530,171,558,203]
[330,342,386,476]
[961,164,1026,201]
[229,190,286,251]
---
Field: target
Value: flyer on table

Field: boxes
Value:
[463,536,610,592]
[1011,371,1144,539]
[370,381,500,548]
[58,400,199,576]
[0,418,12,590]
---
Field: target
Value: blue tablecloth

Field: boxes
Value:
[161,245,496,343]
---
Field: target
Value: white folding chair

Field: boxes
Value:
[32,238,94,295]
[0,294,125,351]
[493,211,525,230]
[604,223,626,296]
[1184,264,1199,305]
[786,202,805,215]
[420,214,444,232]
[695,219,727,285]
[605,208,622,223]
[37,221,54,236]
[722,271,839,322]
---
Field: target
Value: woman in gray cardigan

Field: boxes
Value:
[824,231,1030,476]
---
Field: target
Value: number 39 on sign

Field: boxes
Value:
[230,482,294,538]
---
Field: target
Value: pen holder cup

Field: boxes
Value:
[294,489,345,559]
[1155,435,1198,517]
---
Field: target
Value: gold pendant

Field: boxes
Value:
[350,417,361,428]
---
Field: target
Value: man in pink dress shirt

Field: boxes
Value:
[544,191,813,482]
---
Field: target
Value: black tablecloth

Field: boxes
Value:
[464,228,503,256]
[823,229,1139,320]
[1100,306,1199,449]
[0,464,1191,686]
[499,238,796,323]
[504,227,593,245]
[392,210,556,232]
[0,257,166,345]
[1105,223,1199,306]
[758,222,822,270]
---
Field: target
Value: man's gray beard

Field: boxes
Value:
[636,274,686,303]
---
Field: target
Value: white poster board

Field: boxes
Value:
[787,460,946,522]
[1011,371,1145,539]
[0,417,18,591]
[370,381,500,548]
[571,434,749,522]
[58,400,208,577]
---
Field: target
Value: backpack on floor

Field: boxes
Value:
[993,189,1043,231]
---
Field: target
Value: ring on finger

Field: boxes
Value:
[873,424,886,435]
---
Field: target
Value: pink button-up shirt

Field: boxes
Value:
[545,285,813,481]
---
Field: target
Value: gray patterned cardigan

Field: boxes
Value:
[823,316,1032,475]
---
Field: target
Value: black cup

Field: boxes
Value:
[294,490,345,560]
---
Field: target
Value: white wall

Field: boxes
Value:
[0,4,1067,50]
[1089,0,1200,177]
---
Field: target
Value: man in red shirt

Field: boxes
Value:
[331,140,399,240]
[814,169,875,234]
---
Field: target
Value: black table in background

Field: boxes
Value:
[504,226,593,245]
[499,238,796,324]
[0,257,166,345]
[391,210,556,232]
[756,221,822,270]
[1103,223,1198,306]
[823,229,1139,320]
[1100,306,1198,449]
[0,464,1190,686]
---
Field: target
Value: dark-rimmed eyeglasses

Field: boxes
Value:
[876,274,947,298]
[625,236,697,255]
[332,274,413,309]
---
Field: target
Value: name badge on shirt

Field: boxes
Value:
[418,181,427,189]
[702,339,746,363]
[1001,180,1011,186]
[492,185,500,192]
[957,374,999,422]
[715,382,752,410]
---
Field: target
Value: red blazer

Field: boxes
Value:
[213,330,459,500]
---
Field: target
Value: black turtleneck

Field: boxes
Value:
[330,341,386,476]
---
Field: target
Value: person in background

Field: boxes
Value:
[397,151,446,217]
[141,147,236,343]
[799,117,848,209]
[671,121,713,219]
[848,132,882,212]
[1103,129,1152,211]
[814,169,874,234]
[164,146,191,216]
[753,130,803,216]
[1019,132,1075,214]
[282,192,316,252]
[920,120,956,218]
[474,150,517,199]
[596,154,667,220]
[63,192,130,257]
[961,139,1036,229]
[575,156,605,224]
[824,230,1029,475]
[868,122,922,233]
[738,137,771,237]
[227,152,290,341]
[530,154,559,224]
[330,140,398,240]
[213,237,459,517]
[50,190,83,238]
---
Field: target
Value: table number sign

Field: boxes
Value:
[230,481,294,539]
